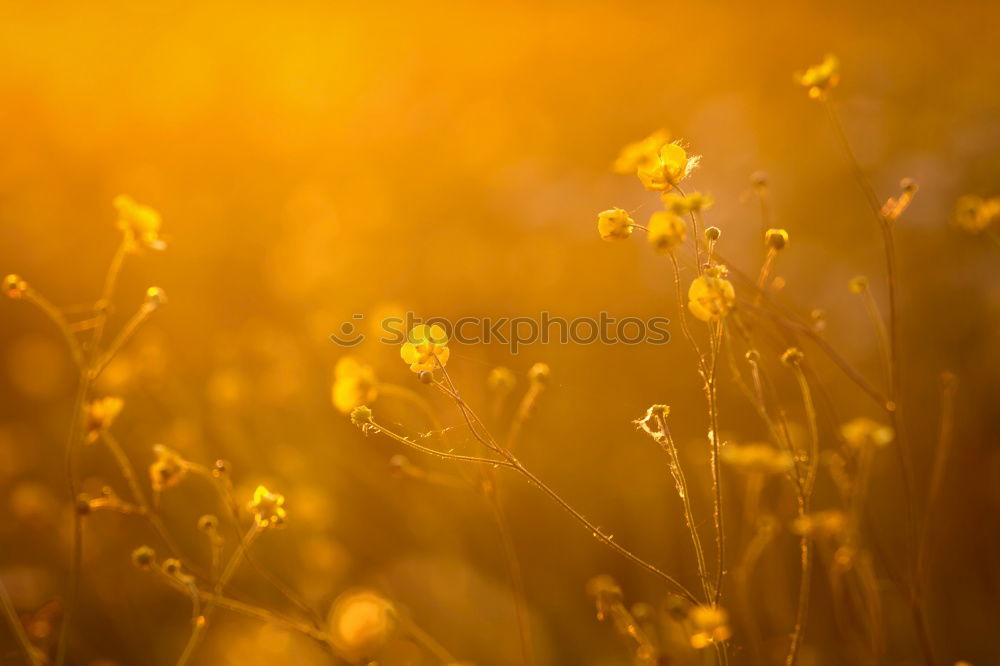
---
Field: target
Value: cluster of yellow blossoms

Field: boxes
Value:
[598,129,735,324]
[332,356,379,414]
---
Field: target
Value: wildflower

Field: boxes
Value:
[953,194,1000,233]
[488,366,516,393]
[765,228,789,250]
[528,362,551,385]
[796,54,840,99]
[249,485,287,528]
[84,396,124,443]
[113,195,165,251]
[400,324,449,373]
[149,444,187,492]
[637,142,701,192]
[143,286,167,311]
[332,356,379,414]
[647,211,687,254]
[662,191,713,215]
[841,417,894,448]
[597,208,635,241]
[3,274,27,299]
[689,605,731,649]
[612,129,671,175]
[721,443,793,474]
[327,590,396,661]
[792,509,847,538]
[687,267,735,322]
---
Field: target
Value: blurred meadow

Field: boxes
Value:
[1,1,999,664]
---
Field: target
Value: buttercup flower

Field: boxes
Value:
[637,142,700,192]
[953,194,1000,233]
[149,444,188,492]
[689,605,731,649]
[400,324,449,373]
[688,267,735,322]
[796,54,840,99]
[249,485,287,528]
[114,195,165,251]
[646,211,687,255]
[84,396,124,443]
[612,129,671,175]
[332,356,379,414]
[597,208,635,241]
[840,417,894,448]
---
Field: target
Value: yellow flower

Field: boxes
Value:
[689,605,731,649]
[149,444,187,492]
[953,195,1000,233]
[597,208,635,241]
[687,268,735,322]
[113,195,165,251]
[84,396,124,443]
[637,142,700,193]
[796,54,840,99]
[840,417,894,448]
[331,356,378,414]
[249,485,287,528]
[612,129,671,175]
[662,191,713,215]
[646,211,687,254]
[400,324,450,373]
[720,443,793,475]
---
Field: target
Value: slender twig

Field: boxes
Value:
[0,577,41,666]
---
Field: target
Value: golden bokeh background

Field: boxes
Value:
[1,1,999,664]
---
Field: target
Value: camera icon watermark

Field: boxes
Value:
[330,312,670,354]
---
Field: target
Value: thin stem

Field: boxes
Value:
[656,415,713,603]
[21,288,84,368]
[785,361,818,666]
[856,286,892,392]
[706,321,725,606]
[392,611,458,664]
[90,304,155,381]
[368,419,515,469]
[0,577,40,666]
[175,526,261,666]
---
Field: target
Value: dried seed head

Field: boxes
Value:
[417,370,432,385]
[704,226,721,242]
[745,349,761,364]
[350,405,373,426]
[848,276,869,293]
